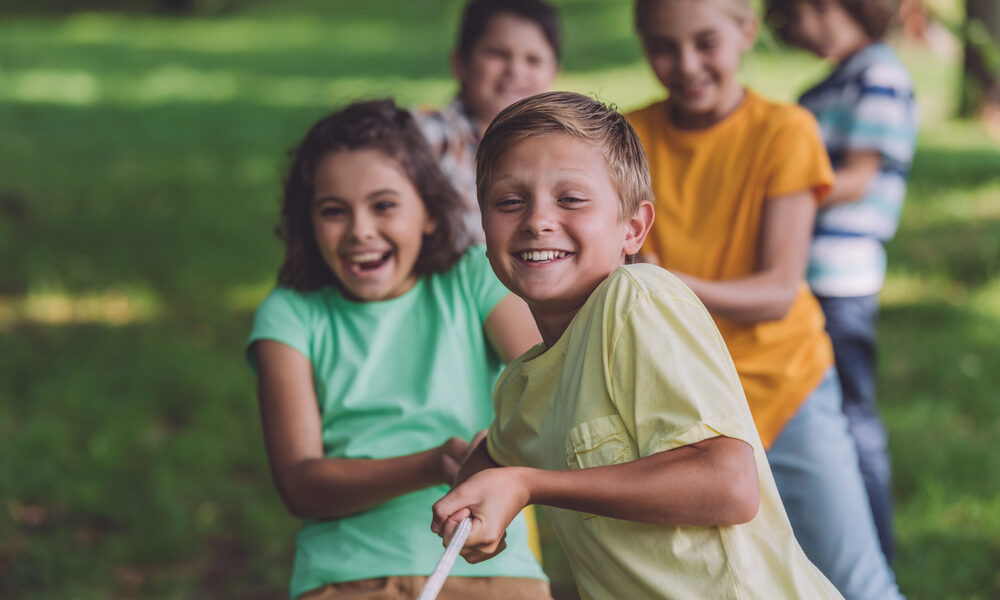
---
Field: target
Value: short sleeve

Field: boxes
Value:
[456,244,510,322]
[607,283,758,458]
[245,287,314,372]
[843,64,918,164]
[764,107,834,203]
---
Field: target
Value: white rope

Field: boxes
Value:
[417,517,472,600]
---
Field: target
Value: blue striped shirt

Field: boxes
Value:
[800,43,919,297]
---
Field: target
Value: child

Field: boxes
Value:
[413,0,560,248]
[626,1,903,598]
[765,0,919,565]
[246,99,551,600]
[432,91,843,599]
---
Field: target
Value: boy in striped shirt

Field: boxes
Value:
[765,0,919,566]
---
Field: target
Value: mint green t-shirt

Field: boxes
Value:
[247,246,546,599]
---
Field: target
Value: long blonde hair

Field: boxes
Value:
[635,0,756,30]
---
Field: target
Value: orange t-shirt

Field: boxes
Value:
[627,89,835,447]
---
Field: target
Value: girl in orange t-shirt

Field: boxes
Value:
[627,1,902,599]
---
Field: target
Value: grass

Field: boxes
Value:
[0,1,998,598]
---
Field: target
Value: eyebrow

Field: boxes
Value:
[644,27,718,41]
[313,188,400,204]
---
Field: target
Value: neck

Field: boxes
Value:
[458,94,493,139]
[529,302,585,349]
[833,37,875,63]
[671,85,746,130]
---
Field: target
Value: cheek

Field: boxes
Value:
[528,63,556,87]
[483,213,512,245]
[712,48,743,77]
[474,58,505,84]
[648,55,676,81]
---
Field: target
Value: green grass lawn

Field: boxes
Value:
[1,1,998,598]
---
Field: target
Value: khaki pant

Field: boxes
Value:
[298,576,553,600]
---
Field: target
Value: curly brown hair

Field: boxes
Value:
[276,99,466,292]
[765,0,899,45]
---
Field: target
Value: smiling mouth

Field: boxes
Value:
[346,250,392,273]
[675,82,710,96]
[516,250,572,264]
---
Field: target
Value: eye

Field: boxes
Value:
[373,200,396,212]
[559,195,587,207]
[525,53,542,66]
[317,204,347,218]
[644,38,677,57]
[482,46,511,60]
[696,35,719,52]
[494,196,524,210]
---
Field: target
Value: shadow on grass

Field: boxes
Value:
[907,144,1000,195]
[889,216,1000,288]
[0,318,294,598]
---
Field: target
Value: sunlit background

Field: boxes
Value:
[1,0,998,598]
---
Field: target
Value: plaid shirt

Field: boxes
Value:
[413,97,483,248]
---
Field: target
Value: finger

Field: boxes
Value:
[444,436,470,459]
[431,492,467,533]
[440,507,471,544]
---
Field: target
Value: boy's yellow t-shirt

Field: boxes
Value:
[487,266,842,600]
[627,90,835,446]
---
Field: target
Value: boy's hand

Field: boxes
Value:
[431,467,530,563]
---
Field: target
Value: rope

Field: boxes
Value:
[416,517,472,600]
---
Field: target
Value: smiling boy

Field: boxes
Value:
[431,92,841,599]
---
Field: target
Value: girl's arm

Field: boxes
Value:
[822,150,881,208]
[484,294,542,363]
[672,189,816,323]
[433,435,759,563]
[255,340,470,519]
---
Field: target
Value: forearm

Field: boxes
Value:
[821,152,881,208]
[675,270,798,323]
[821,168,873,207]
[519,438,759,526]
[277,449,442,519]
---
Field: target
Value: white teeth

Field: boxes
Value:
[350,251,383,263]
[520,250,567,262]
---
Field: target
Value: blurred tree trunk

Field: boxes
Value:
[960,0,1000,119]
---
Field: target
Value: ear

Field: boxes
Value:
[623,200,655,256]
[739,18,759,52]
[423,215,439,236]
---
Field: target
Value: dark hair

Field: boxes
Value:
[765,0,899,44]
[456,0,562,62]
[276,99,465,292]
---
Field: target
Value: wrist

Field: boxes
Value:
[513,467,544,507]
[421,447,447,486]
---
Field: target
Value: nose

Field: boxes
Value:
[521,199,557,236]
[678,45,700,78]
[349,211,376,241]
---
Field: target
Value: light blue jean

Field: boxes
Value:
[767,369,904,600]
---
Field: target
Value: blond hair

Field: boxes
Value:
[476,91,652,222]
[635,0,756,31]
